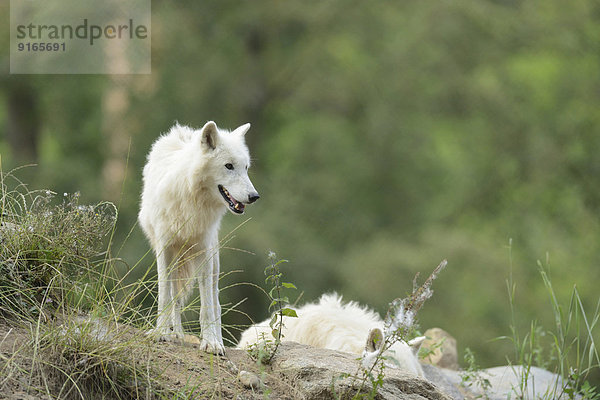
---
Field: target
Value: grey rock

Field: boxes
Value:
[238,370,261,389]
[484,366,573,400]
[438,365,575,400]
[271,342,452,400]
[421,364,464,400]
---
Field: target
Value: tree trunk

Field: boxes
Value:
[5,78,40,162]
[100,41,132,201]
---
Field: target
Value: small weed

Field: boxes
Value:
[247,332,275,365]
[247,251,297,365]
[418,334,445,361]
[459,348,491,400]
[573,379,600,400]
[349,259,448,399]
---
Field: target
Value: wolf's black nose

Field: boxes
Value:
[248,193,260,204]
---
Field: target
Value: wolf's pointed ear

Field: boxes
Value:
[232,123,251,137]
[408,336,426,356]
[201,121,218,150]
[365,328,384,353]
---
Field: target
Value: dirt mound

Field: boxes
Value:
[0,318,460,399]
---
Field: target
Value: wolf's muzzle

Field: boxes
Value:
[247,192,260,204]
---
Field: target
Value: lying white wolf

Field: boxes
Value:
[139,121,259,354]
[237,293,425,376]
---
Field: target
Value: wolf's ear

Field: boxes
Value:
[408,336,426,356]
[365,328,384,353]
[200,121,218,150]
[232,123,251,137]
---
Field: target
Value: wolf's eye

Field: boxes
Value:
[225,163,234,170]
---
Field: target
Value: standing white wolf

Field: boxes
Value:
[139,121,260,354]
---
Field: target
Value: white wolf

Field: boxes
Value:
[139,121,259,355]
[237,293,425,376]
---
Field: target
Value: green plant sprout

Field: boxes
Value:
[247,251,298,365]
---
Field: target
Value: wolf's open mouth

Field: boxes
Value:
[218,185,245,214]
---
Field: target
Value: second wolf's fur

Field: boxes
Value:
[238,293,425,376]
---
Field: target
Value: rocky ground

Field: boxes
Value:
[0,319,569,399]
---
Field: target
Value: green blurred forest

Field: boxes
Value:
[1,0,599,382]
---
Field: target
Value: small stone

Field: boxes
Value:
[422,328,459,370]
[183,334,201,347]
[238,370,261,389]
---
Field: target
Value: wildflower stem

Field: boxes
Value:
[355,259,447,397]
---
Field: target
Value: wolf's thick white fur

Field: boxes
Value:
[237,293,425,376]
[139,121,259,354]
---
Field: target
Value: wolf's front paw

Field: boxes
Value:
[146,328,184,344]
[200,338,225,355]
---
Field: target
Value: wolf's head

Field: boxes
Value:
[199,121,260,215]
[362,327,425,376]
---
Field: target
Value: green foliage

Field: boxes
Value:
[460,348,492,400]
[418,336,445,361]
[574,380,600,400]
[352,363,386,400]
[247,251,297,365]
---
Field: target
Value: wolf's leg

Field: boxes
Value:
[156,247,173,334]
[169,274,184,339]
[148,245,183,343]
[208,230,224,346]
[210,242,223,344]
[198,232,224,354]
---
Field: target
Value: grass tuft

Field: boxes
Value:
[37,315,164,400]
[0,167,116,321]
[501,240,600,399]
